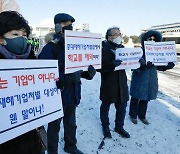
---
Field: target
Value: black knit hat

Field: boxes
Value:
[54,13,75,24]
[140,30,162,46]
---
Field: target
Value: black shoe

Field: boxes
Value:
[130,117,138,124]
[102,126,112,138]
[64,148,84,154]
[114,127,130,138]
[139,118,149,125]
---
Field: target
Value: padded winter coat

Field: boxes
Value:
[0,45,41,154]
[38,34,91,106]
[130,66,158,101]
[99,41,129,103]
[130,30,173,101]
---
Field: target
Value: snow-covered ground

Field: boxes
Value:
[56,65,180,154]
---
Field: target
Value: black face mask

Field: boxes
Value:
[62,25,73,33]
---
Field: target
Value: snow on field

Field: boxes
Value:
[57,70,180,154]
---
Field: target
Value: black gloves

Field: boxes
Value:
[166,62,175,69]
[56,79,64,90]
[87,65,96,79]
[157,62,175,71]
[56,66,97,89]
[139,58,146,66]
[57,70,83,89]
[145,61,174,70]
[68,70,83,84]
[112,60,122,67]
[146,61,154,69]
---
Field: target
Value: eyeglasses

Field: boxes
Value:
[109,33,122,37]
[109,34,122,37]
[147,37,156,41]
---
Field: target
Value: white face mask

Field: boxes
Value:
[113,36,122,45]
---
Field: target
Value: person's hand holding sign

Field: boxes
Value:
[112,59,122,67]
[166,62,175,69]
[87,65,96,79]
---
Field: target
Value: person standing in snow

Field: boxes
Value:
[38,13,96,154]
[129,30,175,125]
[99,27,130,139]
[0,11,42,154]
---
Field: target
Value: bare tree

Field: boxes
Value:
[0,0,20,12]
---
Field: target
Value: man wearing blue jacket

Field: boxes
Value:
[38,13,96,154]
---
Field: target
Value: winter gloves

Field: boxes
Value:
[139,58,154,70]
[56,70,82,90]
[69,70,83,83]
[157,62,175,71]
[166,62,175,69]
[56,65,96,90]
[112,59,122,67]
[56,79,64,90]
[146,61,154,69]
[145,61,175,70]
[81,65,96,80]
[138,58,175,71]
[86,65,96,80]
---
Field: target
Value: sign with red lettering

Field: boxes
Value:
[115,48,143,70]
[65,30,102,74]
[0,60,63,144]
[144,41,178,65]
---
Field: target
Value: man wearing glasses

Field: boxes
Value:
[99,27,130,139]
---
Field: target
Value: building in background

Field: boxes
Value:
[31,23,90,38]
[142,23,180,54]
[0,0,20,12]
[30,22,90,56]
[142,22,180,34]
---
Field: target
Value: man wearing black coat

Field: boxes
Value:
[38,13,96,154]
[99,27,130,138]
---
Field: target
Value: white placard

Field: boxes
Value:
[65,30,102,74]
[0,60,63,144]
[144,41,178,65]
[115,48,143,70]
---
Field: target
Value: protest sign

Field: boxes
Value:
[0,60,63,144]
[144,41,177,65]
[115,48,143,70]
[65,30,102,74]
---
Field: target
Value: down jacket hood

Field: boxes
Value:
[140,30,162,47]
[44,32,55,44]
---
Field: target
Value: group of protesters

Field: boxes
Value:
[0,11,175,154]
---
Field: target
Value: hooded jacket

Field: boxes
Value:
[130,30,171,101]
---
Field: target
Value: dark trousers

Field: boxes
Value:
[100,101,127,129]
[129,97,148,119]
[0,130,42,154]
[47,105,77,154]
